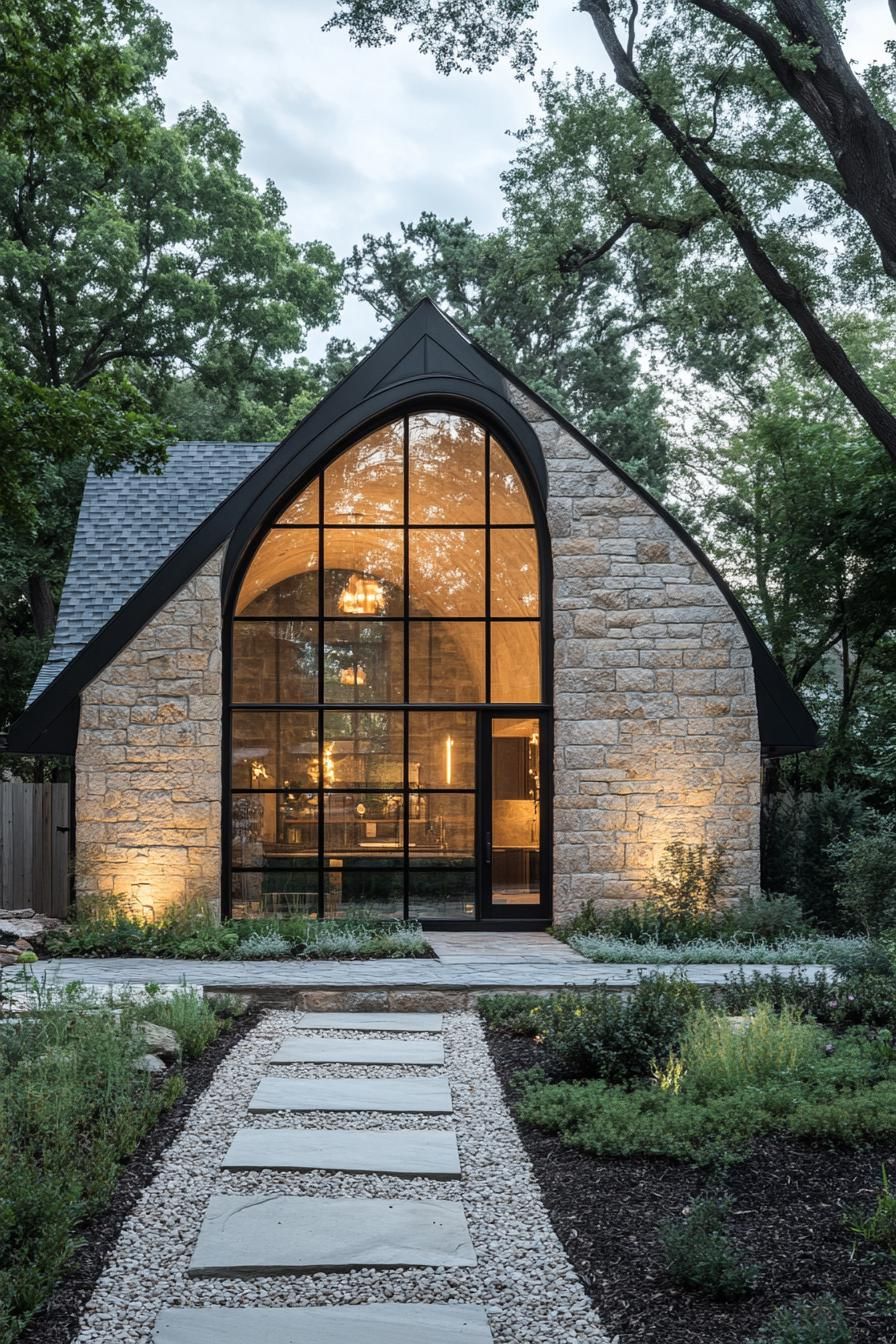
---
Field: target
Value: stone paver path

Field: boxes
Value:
[153,1304,495,1343]
[222,1126,461,1177]
[270,1036,445,1065]
[296,1010,444,1031]
[247,1074,454,1113]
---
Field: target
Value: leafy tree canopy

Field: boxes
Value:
[346,211,669,489]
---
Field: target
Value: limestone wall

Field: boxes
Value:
[509,387,762,916]
[75,549,224,917]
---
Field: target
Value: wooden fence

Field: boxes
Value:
[0,781,71,918]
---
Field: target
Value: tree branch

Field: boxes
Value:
[577,0,896,463]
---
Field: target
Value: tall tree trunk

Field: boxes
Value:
[28,573,57,638]
[579,0,896,464]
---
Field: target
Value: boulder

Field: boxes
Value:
[135,1053,167,1074]
[135,1020,181,1063]
[0,915,63,945]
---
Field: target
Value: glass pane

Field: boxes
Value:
[408,413,485,524]
[232,711,317,789]
[490,440,533,524]
[490,528,539,617]
[236,529,319,616]
[409,621,485,702]
[408,867,475,921]
[491,717,541,907]
[409,792,474,861]
[323,620,404,703]
[231,793,319,868]
[324,420,404,524]
[408,528,485,617]
[408,710,475,789]
[323,710,404,788]
[232,621,317,703]
[324,528,404,616]
[491,622,540,702]
[276,478,319,525]
[324,864,404,920]
[230,868,319,920]
[324,792,404,862]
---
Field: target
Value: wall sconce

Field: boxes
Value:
[444,734,454,786]
[337,573,385,615]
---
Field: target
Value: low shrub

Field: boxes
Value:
[648,841,727,920]
[568,934,871,967]
[660,1198,757,1298]
[719,968,896,1031]
[123,987,240,1059]
[0,989,185,1343]
[849,1166,896,1253]
[679,1003,822,1101]
[237,930,292,959]
[748,1295,852,1344]
[539,973,704,1084]
[478,994,546,1035]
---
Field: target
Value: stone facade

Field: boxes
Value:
[75,549,225,917]
[74,395,762,922]
[508,387,762,917]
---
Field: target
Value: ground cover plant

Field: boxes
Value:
[0,980,244,1344]
[481,966,896,1342]
[45,893,430,960]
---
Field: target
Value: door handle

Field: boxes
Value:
[484,832,492,864]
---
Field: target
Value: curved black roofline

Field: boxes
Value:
[7,297,819,757]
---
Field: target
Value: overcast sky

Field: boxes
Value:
[154,0,891,353]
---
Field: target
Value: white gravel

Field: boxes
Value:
[73,1012,611,1344]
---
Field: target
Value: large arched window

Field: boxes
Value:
[227,410,548,923]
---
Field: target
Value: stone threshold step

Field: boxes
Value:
[248,1076,453,1114]
[297,1011,443,1032]
[270,1037,444,1065]
[153,1304,493,1343]
[222,1127,461,1178]
[188,1195,476,1277]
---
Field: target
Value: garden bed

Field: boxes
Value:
[487,1029,896,1344]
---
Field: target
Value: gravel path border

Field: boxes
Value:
[72,1012,610,1344]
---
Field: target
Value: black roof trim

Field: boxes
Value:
[7,297,819,757]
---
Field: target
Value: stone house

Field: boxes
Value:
[9,302,818,927]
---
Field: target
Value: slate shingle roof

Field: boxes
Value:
[29,441,274,704]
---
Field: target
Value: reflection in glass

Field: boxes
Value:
[324,420,404,524]
[410,792,475,860]
[491,622,540,702]
[489,440,532,524]
[408,710,475,789]
[324,792,404,861]
[323,621,404,703]
[408,867,475,920]
[490,528,539,617]
[491,717,541,906]
[409,621,485,702]
[323,529,404,616]
[231,711,318,789]
[232,622,317,703]
[231,869,319,919]
[231,793,318,868]
[324,865,404,920]
[323,710,404,788]
[408,528,485,617]
[408,413,485,524]
[276,478,319,525]
[236,530,319,616]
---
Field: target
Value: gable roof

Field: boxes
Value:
[8,298,819,757]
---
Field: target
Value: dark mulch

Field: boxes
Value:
[16,1006,260,1344]
[486,1030,896,1344]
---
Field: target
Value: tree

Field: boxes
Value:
[327,0,896,463]
[1,0,342,741]
[346,212,668,488]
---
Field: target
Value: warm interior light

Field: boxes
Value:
[445,734,454,786]
[307,741,337,787]
[337,573,385,615]
[339,664,367,686]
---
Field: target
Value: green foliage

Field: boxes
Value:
[0,986,196,1342]
[647,842,726,919]
[122,986,236,1059]
[678,1004,821,1101]
[660,1198,757,1299]
[849,1167,896,1255]
[237,930,293,959]
[719,967,896,1032]
[538,974,704,1084]
[749,1295,852,1344]
[478,994,547,1036]
[568,934,870,967]
[829,814,896,936]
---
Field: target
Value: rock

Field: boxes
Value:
[135,1052,167,1074]
[13,939,33,951]
[0,915,62,946]
[0,907,35,918]
[135,1021,181,1063]
[0,952,20,968]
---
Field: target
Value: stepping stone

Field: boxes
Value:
[248,1076,453,1114]
[222,1127,461,1178]
[153,1304,493,1343]
[298,1011,442,1033]
[270,1037,444,1065]
[187,1195,477,1277]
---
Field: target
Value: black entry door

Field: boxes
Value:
[479,710,549,921]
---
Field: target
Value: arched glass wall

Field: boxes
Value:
[227,410,546,921]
